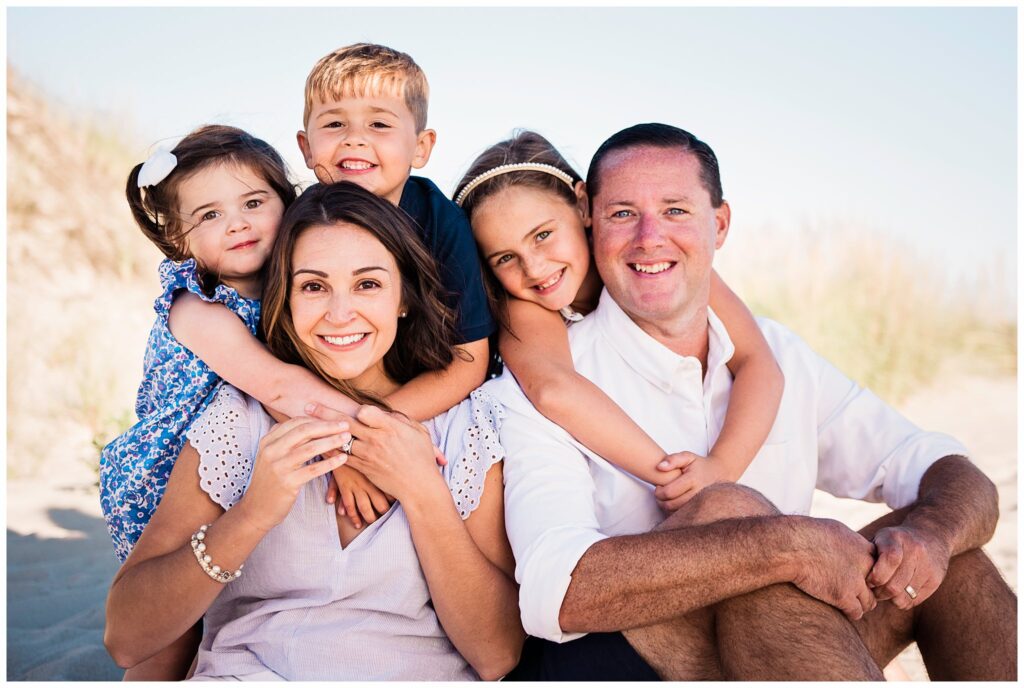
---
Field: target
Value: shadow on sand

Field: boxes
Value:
[7,507,122,680]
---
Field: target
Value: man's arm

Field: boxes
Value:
[498,378,875,639]
[559,511,877,632]
[866,455,998,608]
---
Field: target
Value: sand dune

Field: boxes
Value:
[6,372,1016,681]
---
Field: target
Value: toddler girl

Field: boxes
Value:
[100,125,366,563]
[455,131,784,507]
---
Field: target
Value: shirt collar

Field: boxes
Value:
[590,289,736,394]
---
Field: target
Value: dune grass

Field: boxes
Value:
[717,224,1016,405]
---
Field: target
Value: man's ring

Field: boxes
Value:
[905,584,918,600]
[341,437,354,455]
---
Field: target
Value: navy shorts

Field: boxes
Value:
[505,632,660,681]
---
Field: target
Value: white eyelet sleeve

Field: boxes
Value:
[185,385,258,510]
[445,388,507,520]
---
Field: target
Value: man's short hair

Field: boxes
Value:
[586,123,724,208]
[303,43,429,131]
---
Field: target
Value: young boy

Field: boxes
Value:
[296,43,494,420]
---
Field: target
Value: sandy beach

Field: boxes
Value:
[6,371,1016,681]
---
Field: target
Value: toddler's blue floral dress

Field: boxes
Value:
[99,259,260,562]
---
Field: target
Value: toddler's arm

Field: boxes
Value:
[500,299,680,486]
[384,337,490,421]
[167,290,360,419]
[168,293,361,418]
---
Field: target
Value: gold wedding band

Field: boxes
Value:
[905,584,918,600]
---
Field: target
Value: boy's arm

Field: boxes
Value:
[500,299,677,485]
[168,292,360,418]
[706,269,784,477]
[384,337,489,421]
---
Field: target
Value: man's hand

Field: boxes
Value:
[867,525,951,609]
[790,518,878,621]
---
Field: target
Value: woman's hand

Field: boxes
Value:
[342,405,444,504]
[234,417,351,533]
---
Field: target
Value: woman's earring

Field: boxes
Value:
[399,310,408,318]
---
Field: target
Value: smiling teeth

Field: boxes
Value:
[535,270,563,291]
[631,262,672,274]
[340,160,374,170]
[323,333,366,346]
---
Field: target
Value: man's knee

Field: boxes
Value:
[661,483,780,530]
[935,547,1012,599]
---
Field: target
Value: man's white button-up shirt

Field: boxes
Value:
[489,289,969,643]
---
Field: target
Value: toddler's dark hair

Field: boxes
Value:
[126,125,296,288]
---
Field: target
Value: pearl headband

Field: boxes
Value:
[455,162,576,207]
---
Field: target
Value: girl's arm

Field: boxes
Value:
[500,299,678,485]
[384,337,490,421]
[169,293,360,418]
[705,269,784,479]
[341,407,524,680]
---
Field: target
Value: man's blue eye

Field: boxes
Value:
[612,210,632,218]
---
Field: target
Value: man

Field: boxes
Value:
[494,123,1016,680]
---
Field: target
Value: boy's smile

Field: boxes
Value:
[297,94,436,205]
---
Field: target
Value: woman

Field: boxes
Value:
[104,182,523,680]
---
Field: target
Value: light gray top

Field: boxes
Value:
[184,385,506,681]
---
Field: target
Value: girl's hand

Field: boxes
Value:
[234,417,351,533]
[329,464,394,529]
[342,405,444,504]
[653,452,730,511]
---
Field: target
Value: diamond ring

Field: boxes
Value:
[341,437,354,455]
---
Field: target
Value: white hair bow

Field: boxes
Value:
[137,148,178,188]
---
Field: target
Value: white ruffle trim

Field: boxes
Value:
[186,386,254,510]
[449,389,506,520]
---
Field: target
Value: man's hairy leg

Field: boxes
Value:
[853,508,1017,680]
[624,483,883,680]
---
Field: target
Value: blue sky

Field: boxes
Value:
[7,6,1017,293]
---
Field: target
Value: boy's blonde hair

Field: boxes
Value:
[303,43,430,132]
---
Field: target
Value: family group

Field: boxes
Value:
[98,43,1015,681]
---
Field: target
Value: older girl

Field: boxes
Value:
[104,182,522,680]
[455,131,784,507]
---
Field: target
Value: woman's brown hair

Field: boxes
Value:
[126,124,297,292]
[261,181,462,407]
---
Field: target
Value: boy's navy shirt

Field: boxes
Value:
[399,175,496,344]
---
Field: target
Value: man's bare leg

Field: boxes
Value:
[854,509,1017,680]
[624,483,883,680]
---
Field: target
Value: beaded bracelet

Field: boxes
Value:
[190,524,243,584]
